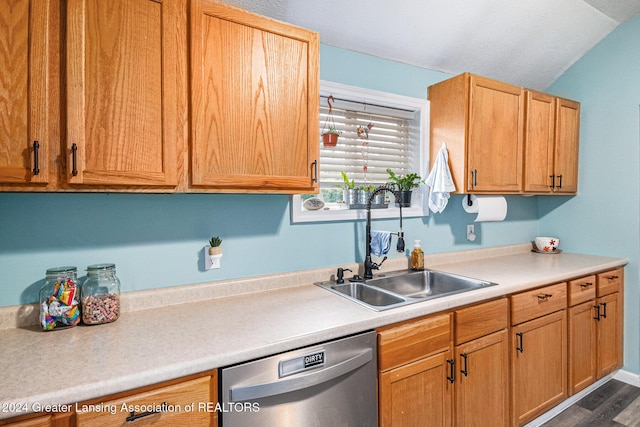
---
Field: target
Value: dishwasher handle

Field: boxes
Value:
[230,348,373,402]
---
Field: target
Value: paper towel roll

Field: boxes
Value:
[462,195,507,222]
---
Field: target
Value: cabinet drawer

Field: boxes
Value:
[597,268,623,296]
[378,313,452,372]
[511,282,567,325]
[455,298,508,344]
[568,275,596,306]
[76,376,212,427]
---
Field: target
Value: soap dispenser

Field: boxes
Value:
[411,240,424,270]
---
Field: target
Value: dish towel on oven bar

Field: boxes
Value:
[425,142,456,213]
[370,230,392,256]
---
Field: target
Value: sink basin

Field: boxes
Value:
[330,283,405,309]
[316,269,498,311]
[366,270,496,299]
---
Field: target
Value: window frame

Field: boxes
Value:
[291,80,430,223]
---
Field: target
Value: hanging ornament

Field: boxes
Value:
[357,122,374,139]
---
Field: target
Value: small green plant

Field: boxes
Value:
[386,168,423,190]
[209,236,222,247]
[359,184,378,192]
[325,127,342,135]
[340,171,355,190]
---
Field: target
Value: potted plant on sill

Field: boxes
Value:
[341,171,357,207]
[386,168,423,207]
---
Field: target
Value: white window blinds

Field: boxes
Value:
[319,96,413,187]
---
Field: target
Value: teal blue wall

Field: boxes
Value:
[0,45,540,308]
[543,16,640,374]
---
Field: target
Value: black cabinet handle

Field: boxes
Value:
[549,175,555,189]
[537,293,553,301]
[600,302,607,319]
[471,169,477,187]
[71,143,78,176]
[607,275,619,280]
[460,353,468,377]
[516,332,524,353]
[125,402,167,423]
[580,282,593,288]
[446,359,455,383]
[311,160,318,183]
[594,304,601,321]
[557,174,563,189]
[32,141,40,175]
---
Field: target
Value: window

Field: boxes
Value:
[291,80,429,223]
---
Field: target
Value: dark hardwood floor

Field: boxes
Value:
[542,380,640,426]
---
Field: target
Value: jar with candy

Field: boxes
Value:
[39,266,81,331]
[81,263,121,325]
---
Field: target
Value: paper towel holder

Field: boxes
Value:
[467,194,473,206]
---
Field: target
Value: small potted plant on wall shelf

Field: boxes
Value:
[206,236,223,269]
[386,168,423,207]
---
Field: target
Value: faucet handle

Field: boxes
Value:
[372,256,388,271]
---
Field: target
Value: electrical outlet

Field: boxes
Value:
[466,224,476,241]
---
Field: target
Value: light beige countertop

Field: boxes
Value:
[0,244,627,420]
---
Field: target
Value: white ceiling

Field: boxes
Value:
[220,0,640,90]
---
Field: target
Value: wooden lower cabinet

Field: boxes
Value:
[511,310,567,426]
[379,350,453,426]
[455,329,509,427]
[568,300,597,395]
[596,291,623,378]
[1,371,217,427]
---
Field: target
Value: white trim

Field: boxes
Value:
[613,368,640,387]
[524,369,640,427]
[291,81,430,223]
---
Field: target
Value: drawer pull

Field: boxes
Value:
[516,332,524,353]
[125,402,167,423]
[594,304,601,321]
[447,359,455,383]
[580,282,593,288]
[607,275,619,280]
[537,293,553,301]
[460,353,468,377]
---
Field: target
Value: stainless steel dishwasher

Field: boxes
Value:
[220,330,377,426]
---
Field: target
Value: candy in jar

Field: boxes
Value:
[81,263,121,325]
[39,266,81,331]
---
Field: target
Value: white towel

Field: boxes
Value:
[425,142,456,213]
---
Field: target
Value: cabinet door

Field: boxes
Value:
[66,0,186,187]
[190,0,319,193]
[455,329,509,427]
[467,75,523,192]
[523,91,555,193]
[379,350,453,427]
[512,310,567,426]
[0,0,54,185]
[553,98,580,193]
[568,300,596,395]
[597,292,623,378]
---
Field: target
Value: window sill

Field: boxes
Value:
[290,191,428,223]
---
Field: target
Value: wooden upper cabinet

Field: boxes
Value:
[65,0,187,187]
[429,73,524,193]
[0,0,56,186]
[524,91,580,194]
[553,98,580,193]
[190,0,319,193]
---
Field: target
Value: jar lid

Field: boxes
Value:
[46,266,77,275]
[87,263,116,272]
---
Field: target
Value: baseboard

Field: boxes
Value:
[524,369,640,426]
[613,369,640,387]
[524,374,613,427]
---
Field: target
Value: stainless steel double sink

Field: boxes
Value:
[316,269,498,311]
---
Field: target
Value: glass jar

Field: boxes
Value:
[39,266,81,331]
[81,263,121,325]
